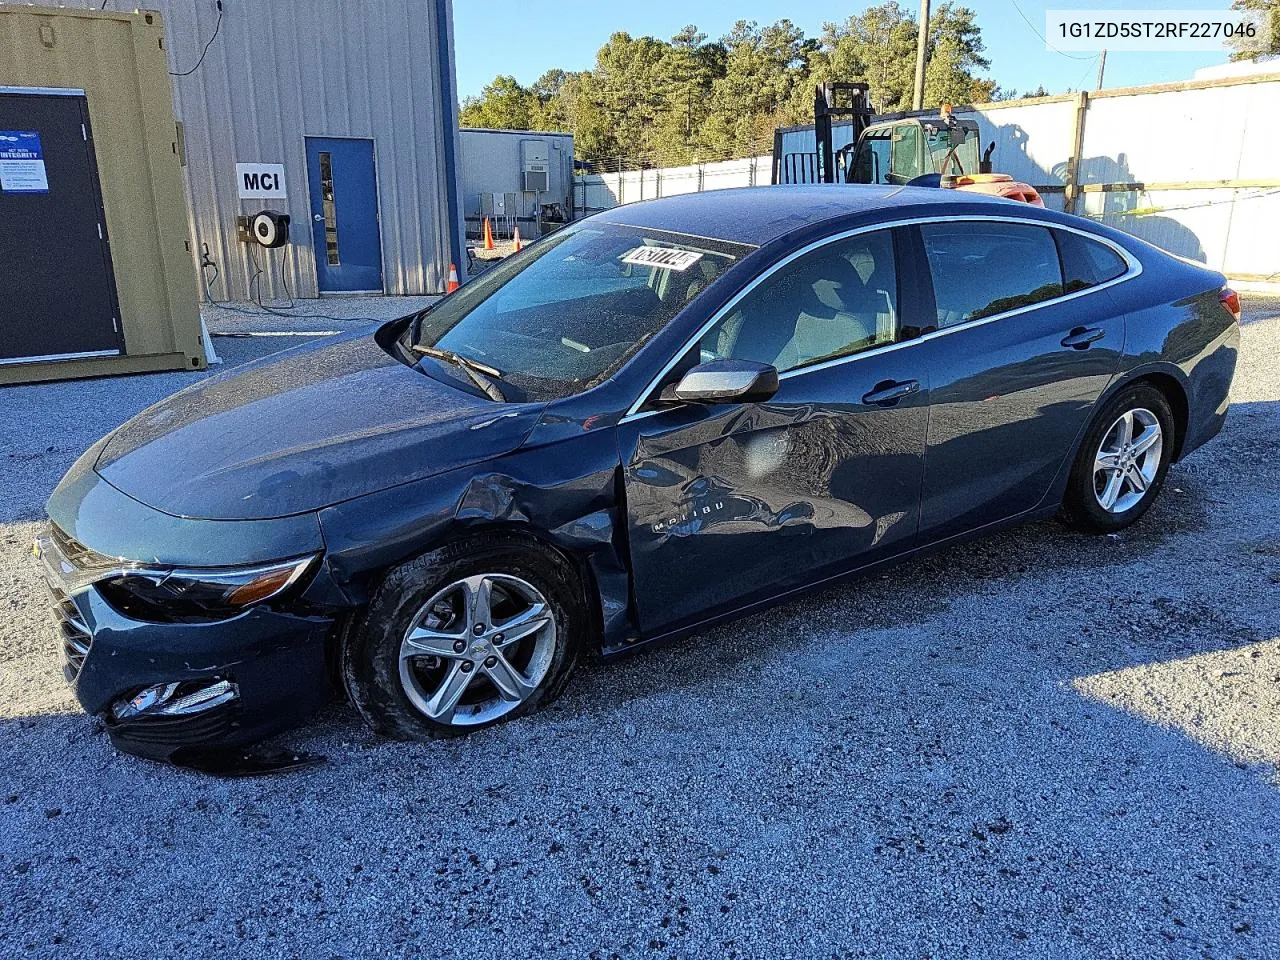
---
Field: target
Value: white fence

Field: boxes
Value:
[576,156,772,216]
[577,74,1280,286]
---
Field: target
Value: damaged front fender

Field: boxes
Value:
[315,428,636,650]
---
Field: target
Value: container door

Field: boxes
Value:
[305,137,383,293]
[0,90,123,364]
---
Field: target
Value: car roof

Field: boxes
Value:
[592,184,1032,247]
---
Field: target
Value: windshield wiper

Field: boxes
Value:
[411,345,507,402]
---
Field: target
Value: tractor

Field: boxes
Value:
[775,81,1043,205]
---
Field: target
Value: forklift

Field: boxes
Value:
[776,81,1043,205]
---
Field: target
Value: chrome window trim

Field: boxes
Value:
[620,213,1142,423]
[595,219,761,250]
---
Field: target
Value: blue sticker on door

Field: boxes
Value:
[0,131,50,193]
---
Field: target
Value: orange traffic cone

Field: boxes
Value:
[446,263,459,293]
[513,225,523,252]
[482,217,495,251]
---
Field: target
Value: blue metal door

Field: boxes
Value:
[305,137,382,293]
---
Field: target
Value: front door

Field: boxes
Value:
[305,137,383,293]
[0,89,123,364]
[619,227,931,637]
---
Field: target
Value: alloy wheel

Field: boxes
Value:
[397,573,557,726]
[1092,407,1163,514]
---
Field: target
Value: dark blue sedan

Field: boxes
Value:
[38,186,1239,763]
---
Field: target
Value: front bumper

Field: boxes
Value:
[35,531,335,762]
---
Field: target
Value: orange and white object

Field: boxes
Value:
[949,173,1044,207]
[482,217,495,251]
[446,263,459,293]
[512,225,523,252]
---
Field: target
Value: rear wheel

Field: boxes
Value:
[1060,383,1174,534]
[342,533,584,740]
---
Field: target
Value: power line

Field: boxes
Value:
[1009,0,1099,61]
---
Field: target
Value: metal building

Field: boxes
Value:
[459,128,573,240]
[155,0,464,299]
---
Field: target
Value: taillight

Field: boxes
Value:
[1220,287,1241,322]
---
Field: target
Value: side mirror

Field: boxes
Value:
[670,359,779,405]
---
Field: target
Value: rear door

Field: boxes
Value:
[909,218,1129,541]
[0,89,123,364]
[618,227,932,636]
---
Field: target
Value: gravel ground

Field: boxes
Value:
[1,296,1278,959]
[200,295,437,336]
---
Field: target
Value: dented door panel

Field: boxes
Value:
[619,356,930,637]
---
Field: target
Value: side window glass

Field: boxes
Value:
[1055,229,1128,292]
[856,133,892,185]
[699,230,899,375]
[920,222,1064,327]
[890,124,920,182]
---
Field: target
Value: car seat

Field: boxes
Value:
[774,258,883,370]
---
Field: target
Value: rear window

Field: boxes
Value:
[920,222,1064,327]
[1055,229,1129,292]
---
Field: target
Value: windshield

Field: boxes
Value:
[408,224,748,401]
[927,124,980,176]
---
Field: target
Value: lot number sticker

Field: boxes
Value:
[621,246,704,272]
[0,131,50,194]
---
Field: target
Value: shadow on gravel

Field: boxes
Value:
[2,410,1277,956]
[574,470,1220,705]
[1239,295,1280,327]
[1074,637,1280,783]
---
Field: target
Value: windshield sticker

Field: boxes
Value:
[621,246,704,272]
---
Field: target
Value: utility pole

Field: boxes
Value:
[1095,49,1107,90]
[912,0,931,111]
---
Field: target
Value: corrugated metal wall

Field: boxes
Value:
[153,0,462,299]
[459,129,573,227]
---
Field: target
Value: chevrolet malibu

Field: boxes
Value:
[38,186,1240,763]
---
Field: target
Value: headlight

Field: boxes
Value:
[97,555,318,623]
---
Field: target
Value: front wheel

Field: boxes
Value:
[342,533,584,740]
[1060,383,1175,534]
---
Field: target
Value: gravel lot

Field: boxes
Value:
[1,296,1278,959]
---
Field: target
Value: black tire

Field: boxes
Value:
[342,532,585,740]
[1060,382,1175,534]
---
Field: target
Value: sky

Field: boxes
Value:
[452,0,1234,101]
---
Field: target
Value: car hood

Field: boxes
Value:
[96,332,543,520]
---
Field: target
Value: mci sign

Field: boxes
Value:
[236,162,287,199]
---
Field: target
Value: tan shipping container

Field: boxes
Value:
[0,5,203,385]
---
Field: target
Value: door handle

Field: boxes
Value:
[313,214,325,222]
[862,379,920,406]
[1061,326,1104,349]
